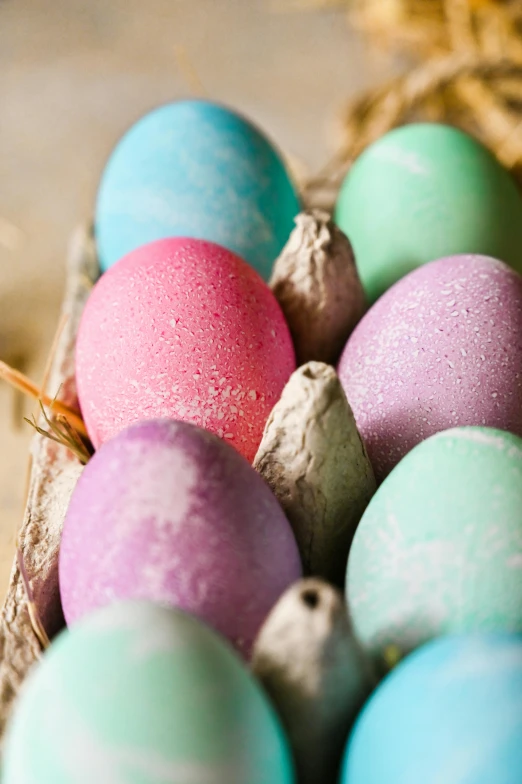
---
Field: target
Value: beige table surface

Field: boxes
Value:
[0,0,393,597]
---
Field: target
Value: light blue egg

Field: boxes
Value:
[95,100,300,279]
[3,601,295,784]
[341,634,522,784]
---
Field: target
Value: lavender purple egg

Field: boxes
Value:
[59,419,302,658]
[338,254,522,482]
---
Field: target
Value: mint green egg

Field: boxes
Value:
[3,602,295,784]
[335,123,522,303]
[346,427,522,673]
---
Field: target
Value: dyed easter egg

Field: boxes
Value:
[95,99,300,279]
[338,254,522,481]
[341,634,522,784]
[346,426,522,670]
[335,123,522,303]
[76,237,296,461]
[59,419,302,658]
[3,601,295,784]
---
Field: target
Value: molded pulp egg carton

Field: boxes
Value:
[0,205,375,784]
[0,228,98,736]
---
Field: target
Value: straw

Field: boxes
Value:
[0,360,88,439]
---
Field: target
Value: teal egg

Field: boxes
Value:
[346,427,522,672]
[341,634,522,784]
[335,123,522,303]
[3,602,295,784]
[95,100,300,279]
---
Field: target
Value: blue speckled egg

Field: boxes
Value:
[95,100,300,279]
[2,601,295,784]
[341,634,522,784]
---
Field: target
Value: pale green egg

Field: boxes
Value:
[346,427,522,673]
[3,601,295,784]
[335,123,522,303]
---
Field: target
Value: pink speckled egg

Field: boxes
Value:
[59,419,302,658]
[76,237,295,461]
[338,254,522,482]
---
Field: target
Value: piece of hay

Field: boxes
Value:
[305,53,522,206]
[286,1,522,206]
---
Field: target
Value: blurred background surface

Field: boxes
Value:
[0,0,393,593]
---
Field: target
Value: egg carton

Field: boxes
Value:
[0,227,97,737]
[0,213,374,784]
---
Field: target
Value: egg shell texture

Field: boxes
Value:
[341,634,522,784]
[3,601,295,784]
[346,426,522,669]
[95,99,300,280]
[334,123,522,303]
[76,237,296,461]
[59,419,302,658]
[338,254,522,481]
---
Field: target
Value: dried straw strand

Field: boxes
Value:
[174,45,207,97]
[24,401,92,465]
[0,360,88,438]
[304,54,522,205]
[348,0,522,58]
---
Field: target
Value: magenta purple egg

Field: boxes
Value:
[338,254,522,482]
[59,419,302,658]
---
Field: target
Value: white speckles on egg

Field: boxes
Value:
[338,255,522,481]
[76,237,295,461]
